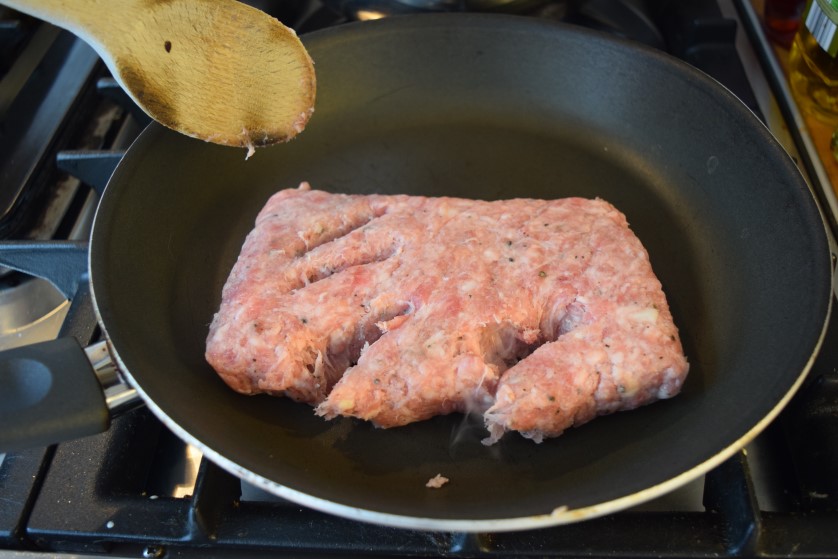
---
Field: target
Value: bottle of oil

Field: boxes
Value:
[789,0,838,126]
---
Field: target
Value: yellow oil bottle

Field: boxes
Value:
[789,0,838,126]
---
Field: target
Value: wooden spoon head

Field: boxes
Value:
[109,0,315,153]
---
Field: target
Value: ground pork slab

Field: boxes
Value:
[205,183,689,444]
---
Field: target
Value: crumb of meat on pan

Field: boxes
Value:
[426,474,449,489]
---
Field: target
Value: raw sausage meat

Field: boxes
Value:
[205,183,689,444]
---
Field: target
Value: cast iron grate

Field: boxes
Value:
[1,400,836,557]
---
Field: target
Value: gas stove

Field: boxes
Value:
[1,1,837,557]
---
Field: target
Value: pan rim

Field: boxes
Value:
[88,13,836,531]
[99,293,831,532]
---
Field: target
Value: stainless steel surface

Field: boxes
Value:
[85,340,141,414]
[0,278,68,351]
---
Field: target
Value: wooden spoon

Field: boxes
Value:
[3,0,316,156]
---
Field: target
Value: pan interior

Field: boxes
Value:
[90,15,831,525]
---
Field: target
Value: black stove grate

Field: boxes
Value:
[2,397,838,557]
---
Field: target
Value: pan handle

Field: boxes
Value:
[0,337,139,452]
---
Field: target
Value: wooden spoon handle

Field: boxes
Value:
[0,0,125,43]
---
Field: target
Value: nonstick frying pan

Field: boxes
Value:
[1,14,833,531]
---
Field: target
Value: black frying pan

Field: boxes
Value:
[2,14,833,531]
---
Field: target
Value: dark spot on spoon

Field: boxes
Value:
[164,40,172,53]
